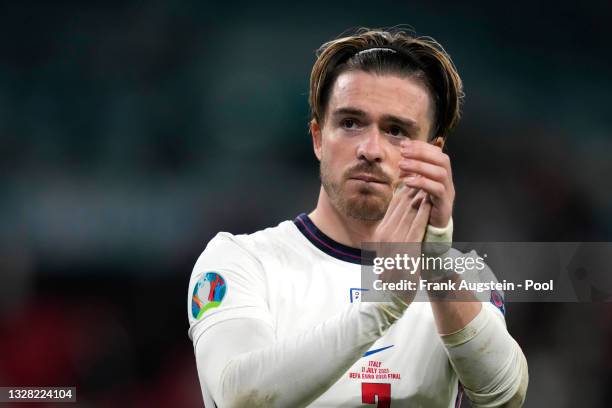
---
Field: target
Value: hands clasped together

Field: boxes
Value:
[372,139,455,305]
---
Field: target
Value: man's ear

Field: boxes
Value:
[432,136,445,150]
[310,119,323,161]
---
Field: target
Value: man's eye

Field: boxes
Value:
[341,118,357,129]
[388,126,405,137]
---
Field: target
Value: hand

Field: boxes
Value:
[398,140,455,228]
[370,185,432,305]
[372,185,432,243]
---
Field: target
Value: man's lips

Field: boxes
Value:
[349,174,387,184]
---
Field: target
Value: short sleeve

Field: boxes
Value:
[187,232,273,346]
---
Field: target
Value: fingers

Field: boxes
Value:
[399,140,452,178]
[403,175,446,202]
[399,159,449,186]
[393,190,426,237]
[386,181,411,213]
[377,184,408,232]
[381,186,418,233]
[398,140,454,229]
[406,194,432,242]
[398,139,452,202]
[403,185,419,199]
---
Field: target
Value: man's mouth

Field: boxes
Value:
[350,174,387,184]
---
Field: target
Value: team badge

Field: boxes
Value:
[192,272,227,320]
[490,289,505,315]
[350,288,369,303]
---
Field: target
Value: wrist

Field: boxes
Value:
[425,216,453,241]
[423,217,453,256]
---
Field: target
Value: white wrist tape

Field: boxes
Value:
[424,217,453,256]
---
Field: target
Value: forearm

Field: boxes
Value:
[430,298,482,335]
[423,217,481,334]
[441,305,529,407]
[195,300,406,408]
[423,218,528,406]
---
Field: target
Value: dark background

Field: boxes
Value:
[0,1,611,407]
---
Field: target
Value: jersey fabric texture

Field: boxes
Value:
[187,213,505,407]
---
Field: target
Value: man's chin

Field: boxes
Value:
[343,195,388,221]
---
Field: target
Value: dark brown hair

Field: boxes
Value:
[309,27,464,140]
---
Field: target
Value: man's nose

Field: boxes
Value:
[356,129,385,163]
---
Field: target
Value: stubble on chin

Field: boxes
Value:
[320,162,390,222]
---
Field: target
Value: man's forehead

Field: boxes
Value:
[327,71,433,126]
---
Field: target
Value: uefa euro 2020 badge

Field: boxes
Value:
[192,272,227,320]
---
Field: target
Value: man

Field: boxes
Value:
[187,27,528,407]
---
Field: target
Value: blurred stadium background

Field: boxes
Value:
[0,0,611,406]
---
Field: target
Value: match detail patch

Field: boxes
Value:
[192,272,227,320]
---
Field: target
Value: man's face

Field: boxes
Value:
[312,70,434,221]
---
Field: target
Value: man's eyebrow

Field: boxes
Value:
[381,114,420,133]
[332,107,369,118]
[332,107,420,133]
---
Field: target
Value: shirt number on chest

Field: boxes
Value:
[362,382,391,408]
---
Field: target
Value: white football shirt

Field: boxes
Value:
[187,213,505,407]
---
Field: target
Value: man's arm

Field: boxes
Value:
[439,304,529,407]
[190,188,432,407]
[400,139,529,406]
[194,300,404,407]
[425,221,529,407]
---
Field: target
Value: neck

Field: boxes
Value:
[308,186,380,249]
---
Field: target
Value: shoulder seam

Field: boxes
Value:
[211,233,266,273]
